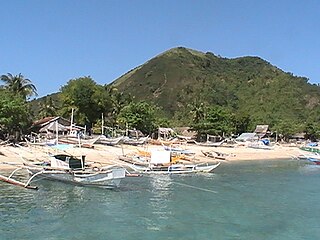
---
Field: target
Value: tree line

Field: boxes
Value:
[1,73,319,141]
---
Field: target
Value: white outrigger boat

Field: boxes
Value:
[0,154,126,189]
[127,161,221,174]
[122,150,221,174]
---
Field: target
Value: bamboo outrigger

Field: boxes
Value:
[0,166,38,190]
[0,152,127,190]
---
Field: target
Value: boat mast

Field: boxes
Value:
[55,119,59,144]
[102,113,104,135]
[70,108,74,133]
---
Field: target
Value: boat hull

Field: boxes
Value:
[26,167,125,188]
[127,162,220,174]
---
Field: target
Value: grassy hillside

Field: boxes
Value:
[30,46,320,131]
[111,47,320,126]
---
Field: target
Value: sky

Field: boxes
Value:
[1,0,320,98]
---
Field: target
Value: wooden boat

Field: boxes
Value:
[194,139,226,147]
[162,144,195,155]
[24,154,126,188]
[201,150,229,160]
[297,151,320,165]
[122,150,220,174]
[127,161,221,174]
[0,154,126,189]
[57,137,97,148]
[95,135,124,146]
[123,136,149,146]
[306,156,320,165]
[247,139,274,150]
[300,145,320,154]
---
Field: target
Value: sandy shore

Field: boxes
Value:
[0,142,302,170]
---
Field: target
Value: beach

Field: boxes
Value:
[0,142,302,170]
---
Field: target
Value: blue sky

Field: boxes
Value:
[1,0,319,97]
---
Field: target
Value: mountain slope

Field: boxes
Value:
[111,47,320,124]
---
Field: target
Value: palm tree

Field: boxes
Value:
[104,86,131,126]
[0,73,37,100]
[188,100,206,124]
[38,96,57,118]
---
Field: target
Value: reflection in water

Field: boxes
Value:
[145,175,173,231]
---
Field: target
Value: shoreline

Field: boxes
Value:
[0,143,302,170]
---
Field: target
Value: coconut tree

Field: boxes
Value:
[38,96,58,118]
[0,73,37,100]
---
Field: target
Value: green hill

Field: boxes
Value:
[111,47,320,126]
[30,46,320,131]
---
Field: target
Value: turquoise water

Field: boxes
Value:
[1,159,320,240]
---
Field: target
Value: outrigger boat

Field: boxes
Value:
[296,151,320,165]
[0,154,126,189]
[121,150,220,174]
[127,161,221,174]
[95,135,124,146]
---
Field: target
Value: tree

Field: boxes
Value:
[188,100,206,124]
[0,73,37,100]
[60,76,99,126]
[38,96,58,118]
[233,112,251,135]
[272,119,302,142]
[304,121,320,142]
[117,101,158,135]
[103,85,132,126]
[0,90,31,140]
[191,106,234,138]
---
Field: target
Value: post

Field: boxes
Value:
[101,113,104,135]
[70,108,74,133]
[55,120,59,144]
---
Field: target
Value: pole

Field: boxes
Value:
[102,113,104,135]
[70,108,74,133]
[55,120,59,144]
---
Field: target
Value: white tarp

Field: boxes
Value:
[150,150,171,164]
[236,133,258,142]
[39,121,69,133]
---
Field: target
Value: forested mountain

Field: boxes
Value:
[111,47,320,128]
[28,46,320,138]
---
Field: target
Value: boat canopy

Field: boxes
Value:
[150,150,171,164]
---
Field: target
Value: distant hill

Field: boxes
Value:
[31,47,320,128]
[111,47,320,124]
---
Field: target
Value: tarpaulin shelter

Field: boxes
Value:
[236,133,258,142]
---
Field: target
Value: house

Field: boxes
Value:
[157,127,176,140]
[31,116,72,137]
[254,125,270,139]
[174,127,197,141]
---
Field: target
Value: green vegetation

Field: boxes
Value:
[1,73,37,100]
[111,47,320,139]
[1,47,320,141]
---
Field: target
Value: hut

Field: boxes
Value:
[254,125,271,139]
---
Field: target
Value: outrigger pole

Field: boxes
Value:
[0,167,38,190]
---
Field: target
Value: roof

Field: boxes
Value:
[254,125,270,138]
[254,125,269,133]
[33,117,58,127]
[174,127,196,138]
[39,121,70,133]
[158,127,175,134]
[32,116,71,128]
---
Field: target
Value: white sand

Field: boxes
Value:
[0,142,302,170]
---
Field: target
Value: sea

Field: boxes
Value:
[1,159,320,240]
